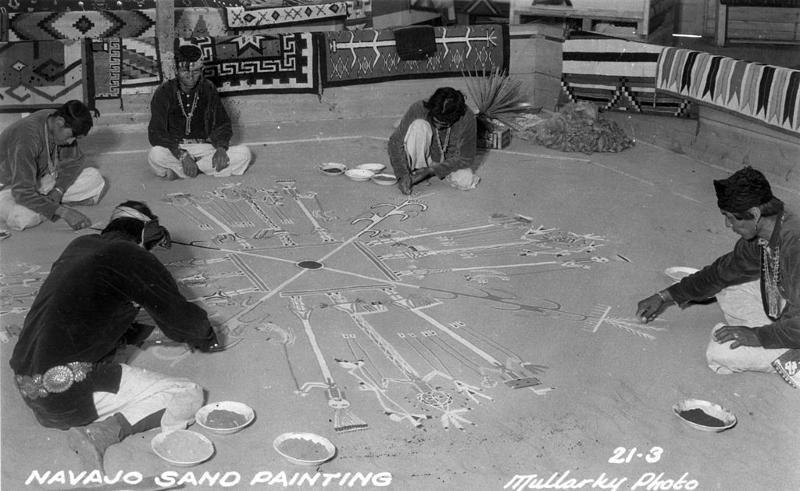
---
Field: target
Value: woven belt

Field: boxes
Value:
[15,362,93,399]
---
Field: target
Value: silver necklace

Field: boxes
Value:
[433,126,451,164]
[177,89,198,136]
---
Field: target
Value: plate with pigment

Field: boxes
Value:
[196,401,255,435]
[672,399,736,432]
[356,163,386,173]
[273,432,336,466]
[319,162,347,176]
[151,429,215,466]
[664,266,698,281]
[344,168,374,182]
[371,173,398,186]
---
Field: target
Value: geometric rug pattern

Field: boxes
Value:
[120,37,162,95]
[0,39,85,112]
[8,9,156,41]
[225,2,349,29]
[560,34,693,118]
[657,47,800,136]
[321,24,509,87]
[193,32,320,95]
[88,37,122,100]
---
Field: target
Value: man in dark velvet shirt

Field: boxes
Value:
[147,43,251,180]
[636,167,800,375]
[10,201,220,471]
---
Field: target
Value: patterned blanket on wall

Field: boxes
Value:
[87,37,122,101]
[192,32,319,96]
[321,24,508,87]
[656,47,800,136]
[225,2,350,29]
[7,9,156,41]
[120,37,162,95]
[0,0,156,12]
[0,39,85,112]
[560,34,692,117]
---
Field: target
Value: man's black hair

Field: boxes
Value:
[424,87,467,126]
[53,100,94,138]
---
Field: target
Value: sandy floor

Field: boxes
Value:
[1,116,799,491]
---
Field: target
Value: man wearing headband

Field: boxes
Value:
[636,167,800,374]
[147,43,251,180]
[388,87,480,194]
[0,100,106,231]
[10,201,220,471]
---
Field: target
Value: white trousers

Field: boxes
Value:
[148,143,251,179]
[403,119,479,191]
[92,364,203,432]
[0,167,105,231]
[706,280,789,374]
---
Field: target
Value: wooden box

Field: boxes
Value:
[477,118,512,149]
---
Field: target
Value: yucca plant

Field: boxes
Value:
[463,69,534,130]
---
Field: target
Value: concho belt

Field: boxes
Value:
[180,138,207,144]
[15,362,93,399]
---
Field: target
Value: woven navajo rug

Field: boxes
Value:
[0,39,85,112]
[192,32,319,95]
[656,47,800,136]
[0,0,155,12]
[8,9,156,41]
[175,8,230,38]
[121,37,162,95]
[321,24,508,88]
[225,2,349,29]
[560,35,692,117]
[87,37,122,101]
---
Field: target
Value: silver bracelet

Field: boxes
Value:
[656,290,668,303]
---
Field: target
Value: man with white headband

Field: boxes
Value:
[10,201,220,471]
[147,42,251,180]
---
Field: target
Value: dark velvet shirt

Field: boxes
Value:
[9,233,215,429]
[667,210,800,349]
[147,78,232,159]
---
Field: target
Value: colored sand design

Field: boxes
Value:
[205,409,248,429]
[679,408,725,427]
[279,438,330,461]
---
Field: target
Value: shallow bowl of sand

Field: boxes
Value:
[273,432,336,466]
[196,401,255,435]
[151,429,215,466]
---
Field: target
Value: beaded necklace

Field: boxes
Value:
[433,125,451,164]
[43,118,58,176]
[759,212,786,320]
[176,88,198,136]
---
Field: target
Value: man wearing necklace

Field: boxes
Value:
[0,100,106,231]
[636,167,800,374]
[147,43,251,180]
[388,87,479,195]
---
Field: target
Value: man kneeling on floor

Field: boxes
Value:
[0,100,106,231]
[147,42,251,180]
[10,201,220,471]
[636,167,800,375]
[388,87,479,195]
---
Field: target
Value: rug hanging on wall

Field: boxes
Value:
[120,37,162,95]
[0,39,85,112]
[345,0,372,30]
[175,8,230,38]
[225,2,349,29]
[321,24,508,87]
[192,32,319,96]
[0,0,156,12]
[87,37,122,102]
[8,9,156,41]
[656,47,800,136]
[560,34,692,117]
